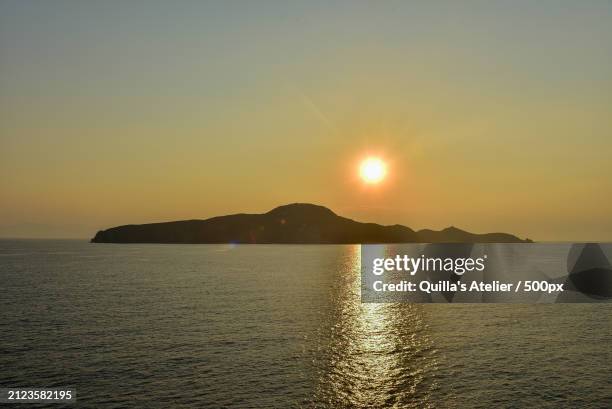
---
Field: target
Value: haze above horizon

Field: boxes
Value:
[1,1,611,240]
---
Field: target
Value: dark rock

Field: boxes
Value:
[91,203,531,244]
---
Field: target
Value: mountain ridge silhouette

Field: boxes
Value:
[91,203,532,244]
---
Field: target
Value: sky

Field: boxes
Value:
[1,1,611,241]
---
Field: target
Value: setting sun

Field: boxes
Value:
[359,157,387,184]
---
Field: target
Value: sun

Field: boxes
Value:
[359,157,387,184]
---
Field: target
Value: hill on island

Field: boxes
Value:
[91,203,531,244]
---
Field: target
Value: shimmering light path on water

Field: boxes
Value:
[1,240,610,407]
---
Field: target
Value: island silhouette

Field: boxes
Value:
[91,203,531,244]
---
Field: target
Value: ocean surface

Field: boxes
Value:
[1,240,610,408]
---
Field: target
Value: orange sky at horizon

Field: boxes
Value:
[1,1,611,240]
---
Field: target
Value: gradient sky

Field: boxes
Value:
[1,1,611,240]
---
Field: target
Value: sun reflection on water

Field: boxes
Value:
[312,245,440,408]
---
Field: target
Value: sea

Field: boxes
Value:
[1,240,610,408]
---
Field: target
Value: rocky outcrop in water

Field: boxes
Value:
[91,203,532,244]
